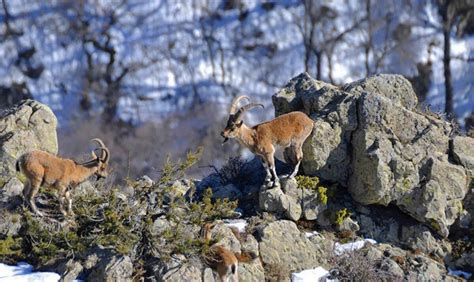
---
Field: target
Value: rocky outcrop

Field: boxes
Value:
[257,220,328,272]
[259,177,327,221]
[273,73,472,237]
[0,100,58,181]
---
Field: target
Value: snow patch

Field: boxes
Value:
[305,231,320,238]
[334,239,377,256]
[223,219,247,232]
[448,268,472,280]
[291,267,338,282]
[0,262,60,282]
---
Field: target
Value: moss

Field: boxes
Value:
[0,235,23,261]
[428,219,441,232]
[318,186,328,205]
[334,208,351,226]
[296,175,319,190]
[454,200,463,214]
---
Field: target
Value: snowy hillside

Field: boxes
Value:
[0,0,472,125]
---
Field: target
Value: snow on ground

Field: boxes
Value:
[334,239,377,256]
[291,267,333,282]
[304,230,320,238]
[0,262,60,282]
[448,268,472,280]
[223,219,248,232]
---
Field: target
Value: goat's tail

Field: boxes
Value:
[231,263,237,274]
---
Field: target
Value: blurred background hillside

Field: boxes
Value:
[0,0,472,181]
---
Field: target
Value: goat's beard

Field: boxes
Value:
[222,137,229,145]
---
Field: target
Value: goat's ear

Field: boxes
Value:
[237,120,243,128]
[91,151,98,159]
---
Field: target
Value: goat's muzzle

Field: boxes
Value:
[221,131,229,145]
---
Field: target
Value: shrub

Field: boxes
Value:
[218,156,245,184]
[334,208,351,226]
[328,247,395,281]
[296,175,328,205]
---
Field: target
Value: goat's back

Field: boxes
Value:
[17,150,72,181]
[253,111,313,145]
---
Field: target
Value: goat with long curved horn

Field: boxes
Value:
[221,96,314,189]
[229,95,250,114]
[16,138,111,217]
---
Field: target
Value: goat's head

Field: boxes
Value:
[221,96,264,144]
[90,138,110,179]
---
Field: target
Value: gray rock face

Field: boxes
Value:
[259,177,326,221]
[258,220,326,272]
[342,74,418,110]
[0,100,58,181]
[273,73,472,237]
[452,136,474,176]
[88,254,133,282]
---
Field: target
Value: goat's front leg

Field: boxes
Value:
[260,157,272,187]
[263,151,279,189]
[65,190,75,216]
[58,185,68,217]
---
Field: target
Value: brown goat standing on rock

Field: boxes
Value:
[16,139,110,217]
[221,96,314,188]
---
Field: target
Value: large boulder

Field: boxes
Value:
[273,73,472,237]
[0,100,58,181]
[257,220,327,272]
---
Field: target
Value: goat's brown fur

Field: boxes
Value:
[201,223,239,282]
[221,96,313,188]
[16,139,109,217]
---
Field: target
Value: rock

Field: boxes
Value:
[135,175,155,189]
[273,73,470,236]
[258,220,326,272]
[54,259,83,282]
[272,72,327,117]
[259,178,327,221]
[203,268,215,282]
[406,255,449,281]
[239,263,265,282]
[212,184,242,200]
[0,100,58,180]
[155,255,202,282]
[301,120,350,184]
[400,226,451,257]
[0,210,22,236]
[88,254,133,282]
[451,136,474,176]
[336,217,360,233]
[350,93,466,237]
[1,177,23,197]
[259,187,289,214]
[208,223,242,254]
[342,74,418,110]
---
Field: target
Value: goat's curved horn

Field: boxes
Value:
[91,138,106,149]
[91,138,108,161]
[229,95,250,114]
[101,147,110,164]
[235,103,264,121]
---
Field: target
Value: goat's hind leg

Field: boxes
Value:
[28,180,43,216]
[22,180,32,206]
[289,144,304,178]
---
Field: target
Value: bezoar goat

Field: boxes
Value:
[201,222,239,282]
[221,95,314,188]
[16,139,110,217]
